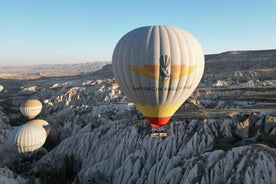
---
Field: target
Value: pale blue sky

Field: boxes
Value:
[0,0,275,66]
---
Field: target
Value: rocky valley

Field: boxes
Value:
[0,49,276,184]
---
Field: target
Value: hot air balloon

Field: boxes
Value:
[20,99,42,119]
[12,125,46,153]
[112,25,204,135]
[26,119,50,137]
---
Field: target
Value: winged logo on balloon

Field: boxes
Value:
[129,55,197,82]
[159,55,171,81]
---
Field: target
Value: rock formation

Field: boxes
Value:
[0,50,275,183]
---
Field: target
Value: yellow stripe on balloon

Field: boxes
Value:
[129,64,197,81]
[172,65,197,79]
[129,65,159,80]
[135,103,182,117]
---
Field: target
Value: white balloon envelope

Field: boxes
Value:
[112,25,205,128]
[13,125,46,153]
[20,99,42,120]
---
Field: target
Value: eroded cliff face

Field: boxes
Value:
[0,49,276,183]
[205,50,276,72]
[33,117,276,184]
[203,49,276,85]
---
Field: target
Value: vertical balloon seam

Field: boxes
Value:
[127,28,144,103]
[176,27,190,104]
[167,26,184,117]
[155,26,173,125]
[35,126,43,151]
[25,127,30,152]
[144,25,155,105]
[32,126,41,151]
[163,26,179,106]
[34,126,46,152]
[152,26,160,105]
[148,26,159,106]
[121,29,134,102]
[154,25,163,118]
[137,26,150,115]
[173,28,190,104]
[33,126,39,151]
[21,127,27,152]
[146,26,162,120]
[134,27,149,103]
[114,34,133,101]
[142,26,158,106]
[28,126,33,152]
[156,25,162,105]
[164,26,176,105]
[158,25,166,105]
[131,27,147,104]
[147,26,159,105]
[31,126,36,152]
[31,125,42,151]
[134,26,152,107]
[159,26,171,106]
[164,27,179,121]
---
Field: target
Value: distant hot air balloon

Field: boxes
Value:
[20,99,42,119]
[12,125,46,153]
[26,119,50,137]
[112,25,204,130]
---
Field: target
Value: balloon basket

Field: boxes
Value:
[150,128,168,138]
